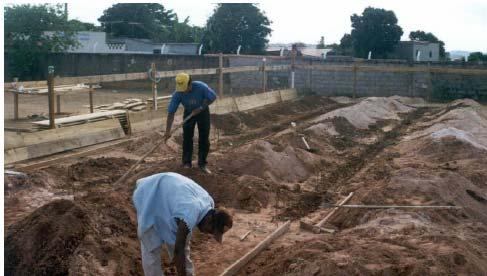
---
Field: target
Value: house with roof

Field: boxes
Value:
[67,31,201,55]
[392,41,440,62]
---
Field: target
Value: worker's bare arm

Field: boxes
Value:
[174,219,189,276]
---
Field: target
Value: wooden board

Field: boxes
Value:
[219,221,291,276]
[222,66,261,74]
[12,139,132,172]
[279,89,298,101]
[6,119,123,150]
[5,119,125,164]
[128,109,167,133]
[211,97,239,114]
[156,68,217,78]
[235,91,282,111]
[32,110,126,127]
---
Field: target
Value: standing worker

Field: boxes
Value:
[133,172,233,276]
[164,73,217,174]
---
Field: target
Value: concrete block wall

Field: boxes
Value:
[6,53,486,101]
[227,56,290,95]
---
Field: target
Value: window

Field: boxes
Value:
[429,51,432,58]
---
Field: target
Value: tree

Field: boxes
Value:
[69,19,103,32]
[166,16,204,43]
[468,52,487,62]
[350,7,403,58]
[203,4,272,54]
[409,30,446,59]
[4,4,78,79]
[338,33,353,55]
[98,3,176,41]
[316,36,325,49]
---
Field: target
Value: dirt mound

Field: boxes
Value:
[211,96,340,135]
[219,140,314,183]
[68,157,135,185]
[127,162,272,212]
[5,200,90,276]
[311,97,414,129]
[243,230,487,276]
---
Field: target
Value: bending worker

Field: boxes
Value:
[164,73,217,174]
[133,172,233,276]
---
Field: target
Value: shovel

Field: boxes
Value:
[113,114,194,187]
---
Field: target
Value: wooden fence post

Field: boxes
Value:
[290,50,296,89]
[13,77,19,120]
[47,66,56,129]
[151,62,158,110]
[218,53,224,97]
[89,84,94,113]
[262,57,267,93]
[56,94,61,114]
[352,63,357,98]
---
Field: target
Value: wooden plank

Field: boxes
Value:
[222,66,260,74]
[129,109,167,133]
[279,89,298,101]
[235,91,282,111]
[323,204,462,209]
[5,120,123,150]
[211,97,239,115]
[32,110,126,126]
[5,119,125,164]
[316,192,354,228]
[12,139,132,172]
[219,221,291,276]
[157,68,217,78]
[266,65,291,71]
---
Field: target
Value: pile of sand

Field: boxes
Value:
[403,100,487,150]
[389,95,426,106]
[311,97,414,129]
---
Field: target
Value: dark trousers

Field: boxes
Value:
[182,109,210,167]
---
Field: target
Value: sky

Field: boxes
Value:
[5,0,487,52]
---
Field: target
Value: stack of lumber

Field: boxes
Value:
[146,95,172,110]
[91,98,147,112]
[5,119,125,164]
[6,84,95,95]
[32,110,129,133]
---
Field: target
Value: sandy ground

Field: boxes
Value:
[4,95,487,276]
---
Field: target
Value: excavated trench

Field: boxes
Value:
[5,96,487,276]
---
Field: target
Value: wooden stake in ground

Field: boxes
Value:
[219,220,291,276]
[47,66,56,129]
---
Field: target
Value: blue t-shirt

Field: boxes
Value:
[132,172,214,248]
[167,81,217,114]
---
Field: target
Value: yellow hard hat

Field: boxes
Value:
[175,73,190,92]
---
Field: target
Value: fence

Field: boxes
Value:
[5,53,487,128]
